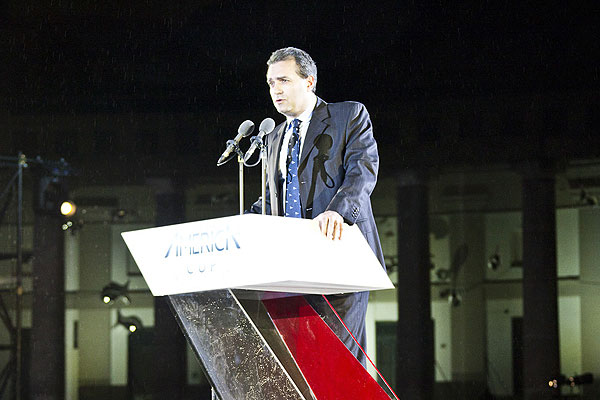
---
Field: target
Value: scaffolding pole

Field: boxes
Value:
[0,154,28,400]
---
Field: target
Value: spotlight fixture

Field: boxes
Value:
[116,310,142,333]
[439,288,462,307]
[487,248,501,270]
[62,219,84,233]
[60,200,77,217]
[579,188,598,206]
[101,281,131,305]
[112,209,128,220]
[448,290,461,307]
[62,221,74,231]
[435,268,450,281]
[567,373,594,386]
[551,373,594,388]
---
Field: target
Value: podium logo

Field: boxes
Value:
[164,227,241,258]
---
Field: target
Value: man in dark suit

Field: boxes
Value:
[249,47,385,366]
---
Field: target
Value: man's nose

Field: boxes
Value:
[271,83,283,94]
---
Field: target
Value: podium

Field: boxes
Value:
[122,214,395,399]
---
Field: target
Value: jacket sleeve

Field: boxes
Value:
[326,102,379,224]
[247,179,272,215]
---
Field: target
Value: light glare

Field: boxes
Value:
[60,201,77,217]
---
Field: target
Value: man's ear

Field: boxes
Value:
[306,75,315,92]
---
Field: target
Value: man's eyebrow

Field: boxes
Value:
[267,75,290,82]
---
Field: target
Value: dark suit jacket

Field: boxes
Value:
[250,97,385,269]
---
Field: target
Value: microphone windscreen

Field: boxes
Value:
[238,120,255,137]
[259,118,276,134]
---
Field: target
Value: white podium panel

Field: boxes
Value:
[122,214,393,296]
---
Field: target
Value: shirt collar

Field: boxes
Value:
[286,96,317,128]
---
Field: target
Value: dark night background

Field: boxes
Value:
[1,0,598,180]
[0,2,599,399]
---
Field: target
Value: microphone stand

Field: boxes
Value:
[217,143,246,216]
[243,133,268,215]
[259,139,267,216]
[236,149,244,216]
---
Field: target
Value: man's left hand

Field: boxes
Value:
[314,210,344,240]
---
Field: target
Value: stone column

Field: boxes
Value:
[522,165,560,399]
[396,170,434,400]
[30,176,66,400]
[149,178,187,400]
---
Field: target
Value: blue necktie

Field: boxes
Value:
[285,119,302,218]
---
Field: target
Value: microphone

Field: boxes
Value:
[217,120,255,166]
[243,118,276,163]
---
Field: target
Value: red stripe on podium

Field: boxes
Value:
[263,296,390,400]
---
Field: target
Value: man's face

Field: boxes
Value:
[266,58,315,118]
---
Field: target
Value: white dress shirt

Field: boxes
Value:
[278,102,316,210]
[278,105,315,179]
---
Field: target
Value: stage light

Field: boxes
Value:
[60,200,77,217]
[101,281,131,305]
[112,209,127,220]
[116,310,142,333]
[439,288,462,307]
[435,268,450,280]
[553,373,594,388]
[487,253,500,270]
[579,188,598,206]
[448,290,461,307]
[569,373,594,386]
[61,219,83,234]
[548,374,594,389]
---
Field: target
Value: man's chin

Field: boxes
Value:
[274,105,290,115]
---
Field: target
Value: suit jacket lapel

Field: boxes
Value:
[270,122,286,171]
[299,97,330,175]
[269,97,329,217]
[268,122,286,216]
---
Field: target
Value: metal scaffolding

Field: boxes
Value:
[0,154,27,400]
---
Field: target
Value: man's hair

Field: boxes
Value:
[267,47,317,93]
